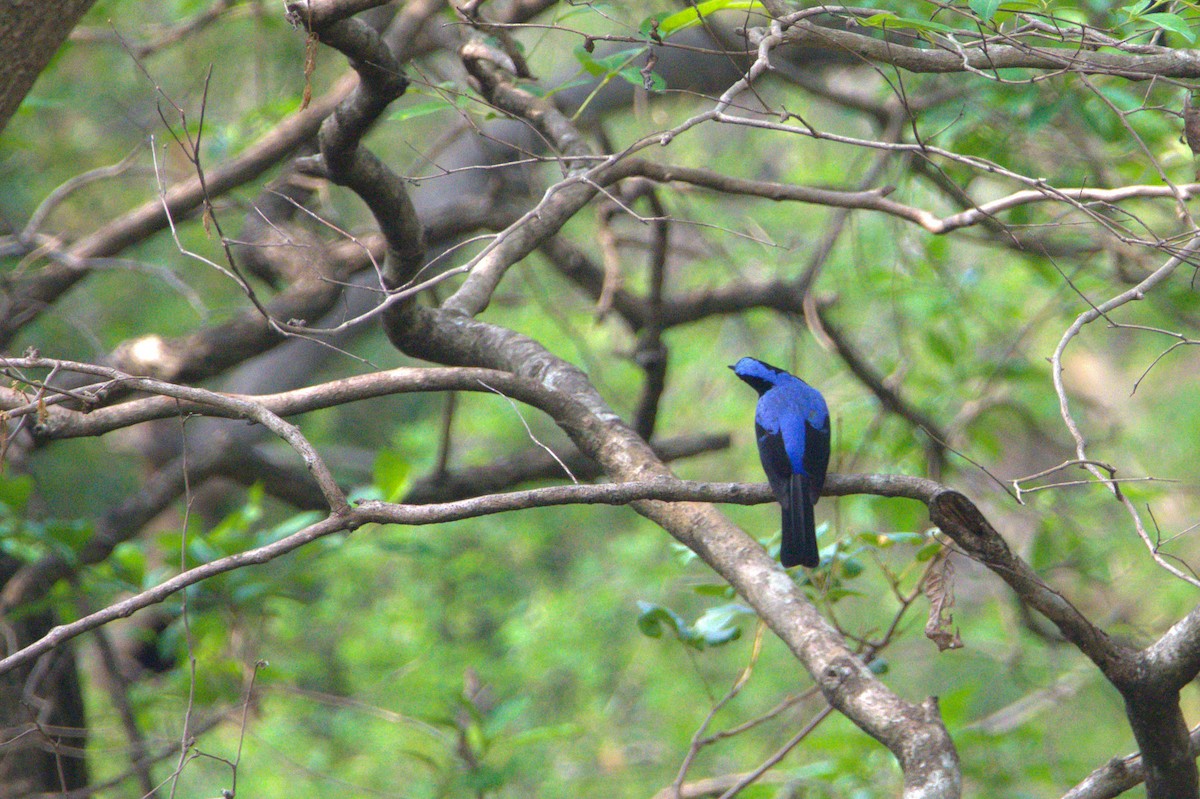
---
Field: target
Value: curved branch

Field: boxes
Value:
[1064,724,1200,799]
[0,365,581,439]
[0,356,346,513]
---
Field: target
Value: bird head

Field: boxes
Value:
[729,356,789,395]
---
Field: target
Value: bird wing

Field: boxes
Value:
[756,419,819,568]
[802,417,831,498]
[754,418,792,499]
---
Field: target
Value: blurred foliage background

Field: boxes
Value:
[5,0,1200,796]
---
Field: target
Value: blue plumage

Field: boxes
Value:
[730,357,831,568]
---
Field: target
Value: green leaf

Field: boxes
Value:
[926,328,957,364]
[261,511,323,545]
[558,3,603,22]
[110,542,147,587]
[390,100,457,123]
[208,486,264,547]
[140,564,172,592]
[1120,0,1154,17]
[484,696,529,738]
[857,531,926,549]
[373,448,411,502]
[464,718,487,756]
[859,12,960,35]
[692,603,753,647]
[504,722,582,749]
[916,540,944,562]
[0,475,33,513]
[969,0,1002,23]
[636,601,689,640]
[636,601,747,649]
[45,518,92,552]
[691,582,736,598]
[233,580,272,603]
[1141,12,1197,43]
[593,47,646,73]
[461,764,505,794]
[616,65,666,92]
[347,485,384,503]
[839,556,865,578]
[187,536,223,566]
[657,0,767,40]
[639,11,671,40]
[573,45,606,78]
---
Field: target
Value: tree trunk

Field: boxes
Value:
[0,0,96,134]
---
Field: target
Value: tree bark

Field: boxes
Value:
[0,556,89,796]
[0,0,96,134]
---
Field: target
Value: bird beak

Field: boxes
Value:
[727,364,736,371]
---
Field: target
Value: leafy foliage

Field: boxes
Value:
[7,0,1200,796]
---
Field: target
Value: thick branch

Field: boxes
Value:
[928,490,1132,676]
[1064,725,1200,799]
[1143,606,1200,692]
[0,0,96,134]
[284,0,391,30]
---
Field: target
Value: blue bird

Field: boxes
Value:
[730,357,831,568]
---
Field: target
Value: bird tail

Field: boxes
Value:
[781,474,819,568]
